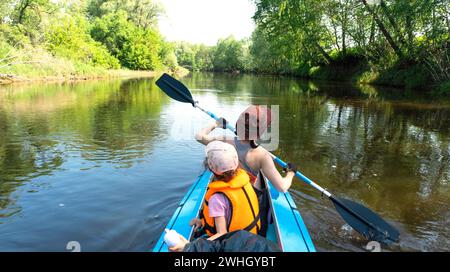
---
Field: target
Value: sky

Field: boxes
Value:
[157,0,256,45]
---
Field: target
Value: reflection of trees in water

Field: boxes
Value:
[0,78,166,215]
[0,108,65,213]
[184,73,449,187]
[284,95,449,235]
[185,72,325,107]
[265,81,449,248]
[82,78,167,167]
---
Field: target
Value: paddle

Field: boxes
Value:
[155,73,400,245]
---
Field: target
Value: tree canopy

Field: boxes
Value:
[0,0,172,71]
[1,0,448,93]
[250,0,449,89]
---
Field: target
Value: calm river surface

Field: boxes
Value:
[0,73,449,251]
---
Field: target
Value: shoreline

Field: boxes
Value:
[0,70,158,85]
[196,70,448,95]
[2,69,446,96]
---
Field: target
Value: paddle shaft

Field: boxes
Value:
[195,102,237,133]
[194,103,332,198]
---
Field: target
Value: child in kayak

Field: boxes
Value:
[169,140,261,251]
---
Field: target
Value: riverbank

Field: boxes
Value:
[0,70,157,84]
[249,56,450,96]
[0,47,155,85]
[308,61,450,95]
[0,66,188,85]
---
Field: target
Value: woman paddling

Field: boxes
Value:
[195,105,297,236]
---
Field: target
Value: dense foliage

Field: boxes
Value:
[174,42,214,71]
[90,11,163,70]
[1,0,448,93]
[46,15,120,69]
[249,0,449,90]
[171,0,449,91]
[0,0,173,72]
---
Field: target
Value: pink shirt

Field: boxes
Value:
[208,193,231,226]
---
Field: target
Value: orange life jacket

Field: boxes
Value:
[201,169,261,236]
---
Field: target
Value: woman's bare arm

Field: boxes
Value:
[195,121,234,146]
[195,122,217,145]
[260,152,295,193]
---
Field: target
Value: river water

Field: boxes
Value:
[0,73,449,251]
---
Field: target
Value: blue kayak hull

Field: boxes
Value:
[152,169,315,252]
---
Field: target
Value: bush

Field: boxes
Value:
[0,37,14,60]
[45,15,120,69]
[437,80,450,95]
[358,70,379,84]
[213,36,248,72]
[0,24,30,47]
[174,42,213,71]
[90,11,163,70]
[121,28,163,70]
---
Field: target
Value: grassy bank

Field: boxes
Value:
[0,1,181,86]
[0,46,190,85]
[0,70,156,84]
[0,47,152,84]
[289,54,450,95]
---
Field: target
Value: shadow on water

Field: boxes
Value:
[0,72,448,251]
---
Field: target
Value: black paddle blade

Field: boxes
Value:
[331,196,400,244]
[155,73,195,106]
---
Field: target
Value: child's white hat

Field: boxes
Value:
[205,141,239,175]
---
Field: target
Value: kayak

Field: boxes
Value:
[152,169,316,252]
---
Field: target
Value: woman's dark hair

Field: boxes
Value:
[250,140,259,149]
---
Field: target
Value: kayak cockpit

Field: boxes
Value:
[152,169,315,252]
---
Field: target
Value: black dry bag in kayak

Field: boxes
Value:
[183,230,280,252]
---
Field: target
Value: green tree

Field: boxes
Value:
[87,0,162,29]
[159,42,178,71]
[174,42,197,70]
[253,0,334,67]
[195,44,214,71]
[174,42,214,71]
[10,0,57,44]
[213,36,247,72]
[0,1,13,21]
[251,0,449,89]
[90,11,163,70]
[46,15,120,69]
[250,26,293,73]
